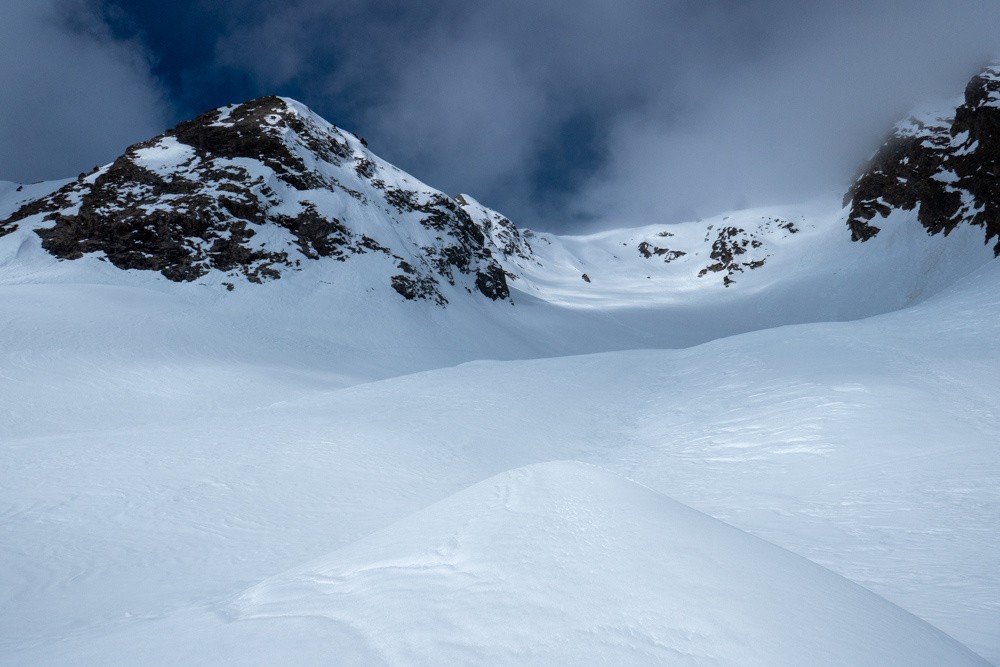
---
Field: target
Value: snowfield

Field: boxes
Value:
[227,460,986,666]
[1,168,999,665]
[13,462,985,666]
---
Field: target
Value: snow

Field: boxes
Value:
[1,162,999,661]
[3,463,989,666]
[0,179,70,219]
[229,461,985,666]
[131,137,198,175]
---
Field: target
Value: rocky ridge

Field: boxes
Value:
[846,63,1000,256]
[0,96,509,304]
[3,65,1000,305]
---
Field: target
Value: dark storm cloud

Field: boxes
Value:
[206,1,755,224]
[575,1,1000,228]
[6,1,1000,229]
[200,0,1000,229]
[0,0,168,183]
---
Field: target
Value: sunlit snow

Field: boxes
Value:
[1,152,997,666]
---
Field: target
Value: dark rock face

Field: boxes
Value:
[390,191,510,302]
[846,64,1000,256]
[637,240,685,262]
[696,226,766,286]
[693,218,796,286]
[0,96,510,303]
[456,194,535,263]
[474,265,510,300]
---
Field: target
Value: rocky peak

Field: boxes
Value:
[845,64,1000,255]
[455,194,537,265]
[0,96,512,303]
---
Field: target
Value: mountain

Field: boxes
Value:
[846,63,1000,254]
[4,65,1000,314]
[0,96,509,304]
[2,87,997,369]
[1,66,999,665]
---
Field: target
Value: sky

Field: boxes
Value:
[3,0,1000,231]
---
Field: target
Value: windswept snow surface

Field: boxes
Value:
[233,462,987,666]
[0,180,70,219]
[11,463,985,666]
[1,180,999,664]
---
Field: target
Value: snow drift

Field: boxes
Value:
[231,461,987,666]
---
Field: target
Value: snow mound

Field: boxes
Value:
[232,461,986,666]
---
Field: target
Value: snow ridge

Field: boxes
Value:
[230,461,988,666]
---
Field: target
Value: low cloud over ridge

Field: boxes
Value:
[6,1,1000,230]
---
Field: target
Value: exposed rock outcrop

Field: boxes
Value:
[846,64,1000,256]
[1,96,510,303]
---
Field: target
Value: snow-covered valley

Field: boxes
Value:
[1,79,999,664]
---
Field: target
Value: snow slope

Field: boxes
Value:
[10,463,985,666]
[230,461,986,666]
[1,85,999,664]
[1,255,997,663]
[1,185,994,376]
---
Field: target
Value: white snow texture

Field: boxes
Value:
[0,99,997,665]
